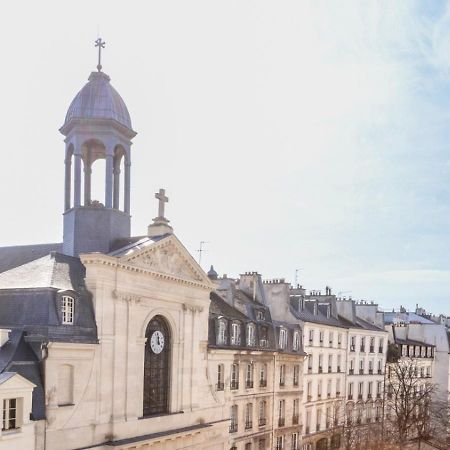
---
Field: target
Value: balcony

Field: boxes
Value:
[292,414,299,425]
[368,369,373,375]
[259,379,267,388]
[358,394,363,400]
[278,417,285,427]
[336,391,341,396]
[349,369,354,375]
[359,369,364,375]
[378,347,383,353]
[246,380,254,389]
[318,367,323,373]
[367,393,372,399]
[376,393,381,399]
[378,369,382,375]
[337,366,341,373]
[360,346,365,352]
[348,394,353,400]
[216,382,224,391]
[230,381,239,390]
[229,423,238,433]
[328,366,332,373]
[245,421,253,430]
[259,418,266,427]
[370,346,374,353]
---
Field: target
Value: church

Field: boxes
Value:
[0,42,312,450]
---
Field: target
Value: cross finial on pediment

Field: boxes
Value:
[155,188,169,219]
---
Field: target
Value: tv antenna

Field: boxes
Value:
[197,241,210,266]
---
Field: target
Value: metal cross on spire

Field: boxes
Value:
[94,38,106,72]
[155,188,169,219]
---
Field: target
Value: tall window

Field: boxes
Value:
[293,331,300,351]
[350,336,355,351]
[293,398,299,424]
[231,363,239,390]
[293,365,299,386]
[337,355,341,372]
[61,295,74,324]
[230,405,238,433]
[338,333,342,347]
[231,323,241,345]
[292,432,299,450]
[358,382,363,399]
[328,354,333,372]
[278,400,285,426]
[368,381,373,398]
[359,359,364,374]
[348,382,353,400]
[307,381,312,400]
[336,378,341,395]
[360,337,365,352]
[318,354,323,373]
[307,355,313,372]
[259,400,267,426]
[246,363,254,388]
[317,380,322,398]
[316,408,322,431]
[279,328,287,349]
[329,332,334,346]
[247,323,256,346]
[245,403,253,429]
[309,329,314,344]
[260,363,267,387]
[327,379,331,398]
[217,364,224,391]
[2,398,19,431]
[279,365,286,386]
[276,436,284,450]
[217,320,226,345]
[143,315,170,416]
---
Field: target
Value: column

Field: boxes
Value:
[105,154,114,208]
[124,160,131,214]
[74,153,82,207]
[84,158,92,206]
[113,164,120,209]
[64,150,72,211]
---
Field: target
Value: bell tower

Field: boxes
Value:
[60,39,137,256]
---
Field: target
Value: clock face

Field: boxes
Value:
[150,330,165,354]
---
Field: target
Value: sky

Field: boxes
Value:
[1,1,450,314]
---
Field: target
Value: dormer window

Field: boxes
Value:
[279,328,287,349]
[61,295,74,325]
[256,310,265,321]
[246,323,256,347]
[217,320,227,345]
[231,323,241,346]
[293,331,300,351]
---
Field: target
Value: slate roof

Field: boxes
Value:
[394,337,435,347]
[108,235,167,257]
[0,252,98,343]
[384,311,435,325]
[0,243,62,274]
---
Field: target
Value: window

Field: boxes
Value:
[245,403,253,429]
[231,364,239,390]
[336,378,341,395]
[62,295,74,324]
[317,380,322,398]
[319,331,324,345]
[307,381,312,401]
[247,323,256,346]
[259,400,267,426]
[327,379,331,398]
[293,399,299,424]
[293,365,299,386]
[259,439,266,450]
[308,329,314,344]
[217,364,224,391]
[2,398,20,431]
[307,355,313,373]
[359,359,364,374]
[293,331,300,351]
[326,406,331,429]
[368,381,373,398]
[217,320,227,345]
[368,360,373,374]
[349,359,354,375]
[358,382,363,399]
[348,382,353,400]
[350,336,355,352]
[246,363,254,388]
[276,436,284,450]
[329,332,333,346]
[377,381,382,398]
[318,354,323,373]
[279,364,286,386]
[378,360,382,374]
[260,363,267,387]
[292,432,299,450]
[231,323,241,345]
[328,354,333,372]
[379,339,383,353]
[279,328,287,349]
[306,411,311,435]
[316,408,322,431]
[256,310,265,321]
[230,405,238,433]
[360,337,365,352]
[245,444,252,450]
[370,337,375,352]
[260,326,269,347]
[337,355,341,372]
[278,400,285,426]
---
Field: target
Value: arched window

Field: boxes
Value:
[143,316,170,416]
[58,364,73,405]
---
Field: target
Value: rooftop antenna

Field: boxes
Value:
[197,241,209,266]
[294,268,303,287]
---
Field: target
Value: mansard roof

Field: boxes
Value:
[0,243,62,274]
[0,253,97,344]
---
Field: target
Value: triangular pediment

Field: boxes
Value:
[119,236,212,286]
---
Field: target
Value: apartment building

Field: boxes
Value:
[208,272,306,450]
